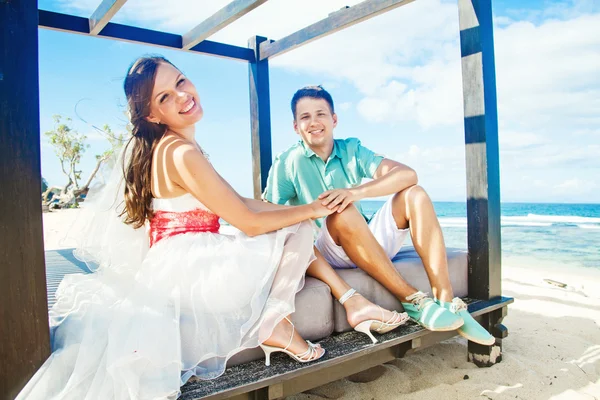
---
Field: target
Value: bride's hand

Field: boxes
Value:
[310,199,339,219]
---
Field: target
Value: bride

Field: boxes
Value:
[17,56,407,399]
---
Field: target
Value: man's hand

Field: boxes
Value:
[318,188,361,213]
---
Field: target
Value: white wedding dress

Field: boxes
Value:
[17,193,315,399]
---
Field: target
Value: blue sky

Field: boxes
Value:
[38,0,600,203]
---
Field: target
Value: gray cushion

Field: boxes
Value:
[226,246,468,365]
[332,246,468,333]
[227,276,334,366]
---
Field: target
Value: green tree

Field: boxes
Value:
[43,116,127,208]
[45,115,88,193]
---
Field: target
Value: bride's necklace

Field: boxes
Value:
[196,144,210,160]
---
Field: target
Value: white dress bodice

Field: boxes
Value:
[153,193,211,213]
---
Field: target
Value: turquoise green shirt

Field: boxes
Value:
[263,138,384,227]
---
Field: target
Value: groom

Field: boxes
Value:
[263,85,494,345]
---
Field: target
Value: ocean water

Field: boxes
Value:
[361,201,600,270]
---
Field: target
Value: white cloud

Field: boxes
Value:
[270,0,462,128]
[60,1,599,131]
[53,0,600,202]
[396,144,465,172]
[392,144,466,200]
[499,130,546,149]
[338,102,352,111]
[69,0,461,130]
[495,14,600,130]
[509,144,600,169]
[573,128,600,136]
[60,0,365,40]
[553,178,598,197]
[555,178,584,190]
[59,0,600,130]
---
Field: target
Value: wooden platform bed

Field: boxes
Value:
[45,249,513,399]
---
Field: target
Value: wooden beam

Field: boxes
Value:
[89,0,128,35]
[458,0,501,302]
[182,0,269,50]
[259,0,415,60]
[1,0,50,398]
[38,10,255,62]
[274,342,411,398]
[248,36,273,199]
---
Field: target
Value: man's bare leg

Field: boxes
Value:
[327,189,489,338]
[390,186,494,344]
[326,205,417,302]
[390,185,454,302]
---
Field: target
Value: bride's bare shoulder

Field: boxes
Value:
[154,134,198,162]
[154,135,211,185]
[155,133,189,151]
[152,133,203,197]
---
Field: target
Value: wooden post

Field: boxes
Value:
[0,0,50,397]
[248,36,273,199]
[458,0,505,367]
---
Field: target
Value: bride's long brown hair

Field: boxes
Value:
[121,56,175,228]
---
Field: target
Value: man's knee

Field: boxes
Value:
[396,185,430,207]
[326,204,365,231]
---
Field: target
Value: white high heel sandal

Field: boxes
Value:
[339,288,409,344]
[259,317,325,366]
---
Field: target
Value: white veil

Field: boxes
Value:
[70,145,149,274]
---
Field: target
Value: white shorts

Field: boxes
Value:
[315,197,409,269]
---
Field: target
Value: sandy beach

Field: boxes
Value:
[43,209,600,400]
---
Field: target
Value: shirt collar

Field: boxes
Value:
[300,140,341,160]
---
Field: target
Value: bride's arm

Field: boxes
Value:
[166,140,333,236]
[213,174,290,212]
[243,197,289,211]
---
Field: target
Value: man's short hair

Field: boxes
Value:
[291,85,335,119]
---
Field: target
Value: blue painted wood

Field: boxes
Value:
[463,115,486,144]
[459,26,482,58]
[248,36,273,198]
[1,1,49,396]
[458,0,501,302]
[38,10,255,62]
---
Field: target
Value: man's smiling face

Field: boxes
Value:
[293,97,337,151]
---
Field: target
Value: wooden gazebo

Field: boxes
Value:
[0,0,512,398]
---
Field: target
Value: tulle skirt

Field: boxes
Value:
[16,221,315,400]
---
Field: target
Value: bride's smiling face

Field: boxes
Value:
[146,62,203,129]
